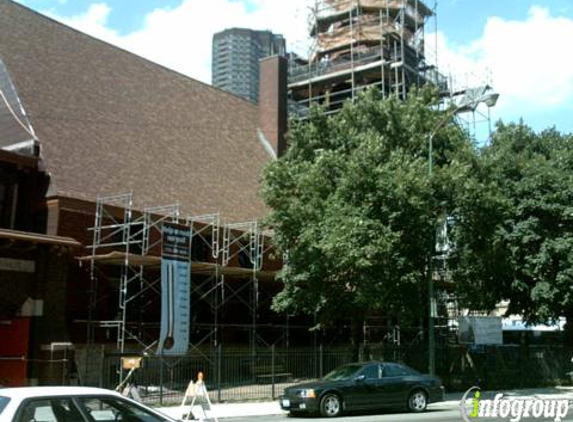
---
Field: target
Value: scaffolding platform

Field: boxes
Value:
[79,251,276,280]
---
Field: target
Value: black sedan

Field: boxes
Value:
[279,361,444,417]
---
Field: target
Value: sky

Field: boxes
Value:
[14,0,573,136]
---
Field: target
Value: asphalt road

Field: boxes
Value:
[224,402,573,422]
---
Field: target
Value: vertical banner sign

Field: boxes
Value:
[158,222,191,355]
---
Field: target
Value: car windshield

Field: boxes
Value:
[323,364,363,381]
[0,396,10,414]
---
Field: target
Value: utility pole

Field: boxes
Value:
[426,89,499,376]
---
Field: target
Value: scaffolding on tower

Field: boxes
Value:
[288,0,447,116]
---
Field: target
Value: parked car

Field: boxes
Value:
[0,386,178,422]
[279,361,444,417]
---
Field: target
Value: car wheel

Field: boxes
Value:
[320,393,342,417]
[407,389,427,412]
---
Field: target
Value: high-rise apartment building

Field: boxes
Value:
[212,28,286,103]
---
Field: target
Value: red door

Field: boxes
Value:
[0,318,30,386]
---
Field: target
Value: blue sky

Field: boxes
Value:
[15,0,573,136]
[440,0,571,42]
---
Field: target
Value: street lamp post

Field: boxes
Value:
[427,88,499,376]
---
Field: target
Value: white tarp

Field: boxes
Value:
[458,316,503,345]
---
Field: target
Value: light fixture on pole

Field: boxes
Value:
[427,86,499,376]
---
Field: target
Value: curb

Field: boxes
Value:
[157,387,573,420]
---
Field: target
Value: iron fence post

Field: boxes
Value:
[319,344,324,378]
[217,343,222,403]
[159,349,164,406]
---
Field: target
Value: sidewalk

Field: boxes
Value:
[158,401,283,420]
[157,386,573,420]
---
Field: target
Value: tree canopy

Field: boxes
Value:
[261,87,474,333]
[451,122,573,330]
[263,86,573,345]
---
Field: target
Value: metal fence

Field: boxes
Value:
[436,344,572,391]
[101,346,354,405]
[98,344,573,405]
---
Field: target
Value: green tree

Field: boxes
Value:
[262,87,475,354]
[451,122,573,340]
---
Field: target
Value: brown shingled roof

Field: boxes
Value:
[0,0,272,222]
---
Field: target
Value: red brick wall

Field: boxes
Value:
[57,208,93,250]
[259,56,288,157]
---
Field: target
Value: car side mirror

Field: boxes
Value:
[355,374,365,383]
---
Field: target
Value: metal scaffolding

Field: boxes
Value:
[288,0,498,142]
[222,221,264,355]
[185,212,221,356]
[288,0,446,116]
[86,193,180,353]
[84,193,282,362]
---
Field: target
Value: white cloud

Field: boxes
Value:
[45,0,312,84]
[429,6,573,121]
[47,3,119,42]
[43,1,573,131]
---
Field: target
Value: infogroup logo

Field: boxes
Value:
[460,387,569,422]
